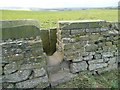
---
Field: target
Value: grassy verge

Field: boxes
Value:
[55,69,119,88]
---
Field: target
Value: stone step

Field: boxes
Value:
[49,70,76,86]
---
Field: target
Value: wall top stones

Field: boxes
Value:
[1,19,40,28]
[1,20,41,40]
[58,20,107,30]
[58,20,106,24]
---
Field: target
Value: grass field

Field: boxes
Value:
[1,9,118,29]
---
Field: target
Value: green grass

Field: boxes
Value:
[1,9,118,29]
[55,69,118,88]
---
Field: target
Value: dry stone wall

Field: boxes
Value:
[0,19,119,89]
[57,20,119,74]
[1,20,49,89]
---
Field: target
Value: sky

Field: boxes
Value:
[0,0,119,8]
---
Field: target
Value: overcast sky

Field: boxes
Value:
[0,0,119,8]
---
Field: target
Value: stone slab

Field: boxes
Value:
[70,61,88,73]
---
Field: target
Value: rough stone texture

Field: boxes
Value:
[70,61,88,73]
[89,63,108,71]
[0,83,2,90]
[16,75,49,88]
[10,54,24,61]
[72,55,83,62]
[4,62,18,74]
[94,54,102,59]
[108,57,117,65]
[85,44,98,52]
[102,52,114,58]
[83,54,93,61]
[88,59,104,64]
[58,20,106,30]
[33,68,46,77]
[20,60,46,70]
[2,69,32,83]
[6,84,14,88]
[0,64,2,75]
[0,76,2,83]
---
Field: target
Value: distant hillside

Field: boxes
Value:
[0,6,118,11]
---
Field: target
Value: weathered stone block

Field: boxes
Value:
[59,22,87,30]
[88,22,104,28]
[89,33,100,41]
[89,63,108,71]
[70,61,88,73]
[113,35,119,40]
[20,61,46,70]
[73,43,83,49]
[6,84,14,88]
[71,29,85,35]
[4,62,18,74]
[103,58,110,62]
[64,43,74,50]
[108,30,119,36]
[94,54,102,59]
[102,46,111,52]
[61,30,71,38]
[33,68,46,78]
[3,70,32,83]
[29,40,42,49]
[83,54,93,61]
[86,28,101,33]
[1,20,40,40]
[65,51,83,61]
[0,83,2,90]
[16,75,49,88]
[85,44,98,52]
[102,52,113,58]
[88,59,104,64]
[31,49,43,57]
[0,75,2,83]
[72,56,83,62]
[9,54,24,61]
[0,64,2,75]
[79,35,89,41]
[58,20,106,30]
[113,40,118,45]
[105,42,112,46]
[108,57,117,65]
[62,38,71,43]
